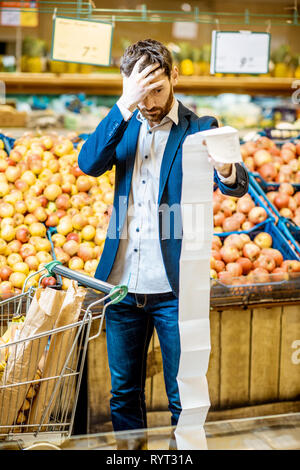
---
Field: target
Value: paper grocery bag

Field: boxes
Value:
[0,287,66,432]
[28,281,86,431]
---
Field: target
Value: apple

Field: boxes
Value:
[244,157,255,172]
[243,242,261,262]
[63,240,79,257]
[214,211,225,227]
[253,149,272,167]
[254,232,272,249]
[226,262,243,277]
[236,195,255,214]
[0,265,13,281]
[281,260,300,273]
[68,256,85,271]
[16,227,30,243]
[45,213,59,227]
[280,208,293,218]
[0,280,13,299]
[247,267,269,284]
[211,249,222,261]
[43,183,62,201]
[288,197,297,213]
[253,254,276,273]
[220,199,236,215]
[220,245,240,264]
[241,221,254,231]
[237,257,253,275]
[212,236,222,251]
[213,201,221,215]
[20,243,36,259]
[279,183,294,196]
[25,255,39,271]
[217,271,233,285]
[222,216,240,233]
[248,207,267,224]
[41,276,57,287]
[77,244,94,262]
[55,194,71,210]
[66,232,81,243]
[214,259,225,273]
[281,148,296,164]
[271,267,289,282]
[256,136,274,150]
[224,233,244,251]
[258,162,277,182]
[232,212,246,226]
[243,141,257,156]
[9,272,26,289]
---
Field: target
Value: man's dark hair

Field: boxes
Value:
[120,39,173,78]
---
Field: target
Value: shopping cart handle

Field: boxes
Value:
[44,261,128,304]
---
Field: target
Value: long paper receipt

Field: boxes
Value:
[200,125,242,164]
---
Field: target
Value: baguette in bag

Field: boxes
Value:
[28,281,86,431]
[0,287,66,432]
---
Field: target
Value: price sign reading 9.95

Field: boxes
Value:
[51,16,114,66]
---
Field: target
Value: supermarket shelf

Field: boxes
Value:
[0,73,297,96]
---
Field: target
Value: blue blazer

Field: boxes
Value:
[78,100,249,297]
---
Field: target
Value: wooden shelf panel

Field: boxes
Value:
[0,72,296,96]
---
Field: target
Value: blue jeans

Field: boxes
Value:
[105,291,181,432]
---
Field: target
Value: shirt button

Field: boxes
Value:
[145,155,148,159]
[136,228,140,232]
[142,180,146,184]
[149,131,152,135]
[138,203,142,207]
[134,248,138,252]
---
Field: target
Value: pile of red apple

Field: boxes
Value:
[0,132,115,295]
[210,231,300,285]
[264,182,300,227]
[241,136,300,183]
[213,188,268,233]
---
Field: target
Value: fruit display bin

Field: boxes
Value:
[259,129,300,141]
[0,132,89,153]
[214,182,275,237]
[249,171,300,193]
[249,174,300,252]
[211,219,300,307]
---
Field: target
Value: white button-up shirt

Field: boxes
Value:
[107,99,236,294]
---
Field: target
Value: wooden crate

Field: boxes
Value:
[0,110,27,127]
[87,302,300,433]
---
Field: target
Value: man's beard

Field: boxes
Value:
[138,87,174,125]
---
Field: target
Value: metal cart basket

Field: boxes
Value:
[0,261,127,449]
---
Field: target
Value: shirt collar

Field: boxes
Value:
[136,98,179,127]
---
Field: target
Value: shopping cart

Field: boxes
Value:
[0,261,128,450]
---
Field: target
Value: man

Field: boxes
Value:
[78,39,248,448]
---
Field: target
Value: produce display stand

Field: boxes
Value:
[0,73,297,97]
[0,261,127,450]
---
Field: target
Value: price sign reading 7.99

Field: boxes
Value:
[51,16,114,66]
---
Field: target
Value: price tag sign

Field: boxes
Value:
[210,31,271,75]
[51,16,114,67]
[0,1,38,27]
